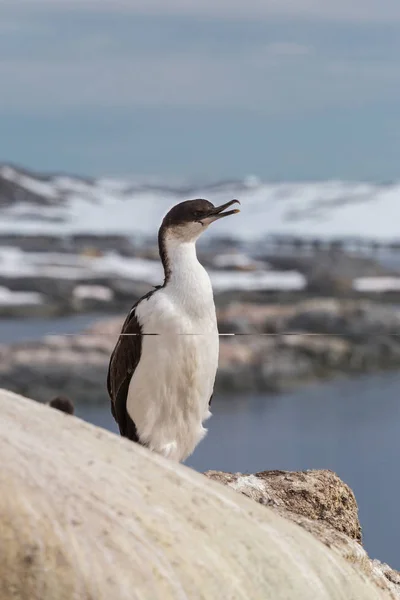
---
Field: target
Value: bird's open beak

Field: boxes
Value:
[200,199,241,224]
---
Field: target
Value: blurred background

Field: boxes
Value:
[1,0,400,570]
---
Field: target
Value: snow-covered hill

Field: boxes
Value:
[1,164,400,240]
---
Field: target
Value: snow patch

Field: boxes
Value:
[73,285,114,302]
[212,252,267,270]
[0,246,305,292]
[0,286,43,306]
[209,269,306,292]
[1,166,400,240]
[353,277,400,292]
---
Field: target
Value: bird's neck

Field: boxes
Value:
[158,233,215,313]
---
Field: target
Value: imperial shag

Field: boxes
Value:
[107,198,240,462]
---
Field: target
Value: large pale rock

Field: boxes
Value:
[204,470,400,599]
[0,389,396,600]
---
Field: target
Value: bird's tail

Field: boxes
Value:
[48,396,75,415]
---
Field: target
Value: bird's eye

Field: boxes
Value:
[194,211,202,218]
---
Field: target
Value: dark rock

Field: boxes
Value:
[48,396,74,414]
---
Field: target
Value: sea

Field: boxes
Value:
[1,313,399,571]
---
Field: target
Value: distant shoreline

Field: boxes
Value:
[2,298,400,404]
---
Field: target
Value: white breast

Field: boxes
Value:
[126,241,219,462]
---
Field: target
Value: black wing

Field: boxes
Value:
[107,288,160,443]
[107,302,144,442]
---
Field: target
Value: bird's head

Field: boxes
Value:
[160,198,240,243]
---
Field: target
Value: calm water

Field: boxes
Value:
[78,375,400,570]
[0,313,113,343]
[1,314,399,570]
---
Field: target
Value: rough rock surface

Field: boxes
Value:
[0,388,396,600]
[205,469,362,541]
[204,469,400,599]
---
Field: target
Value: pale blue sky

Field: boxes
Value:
[1,1,400,180]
